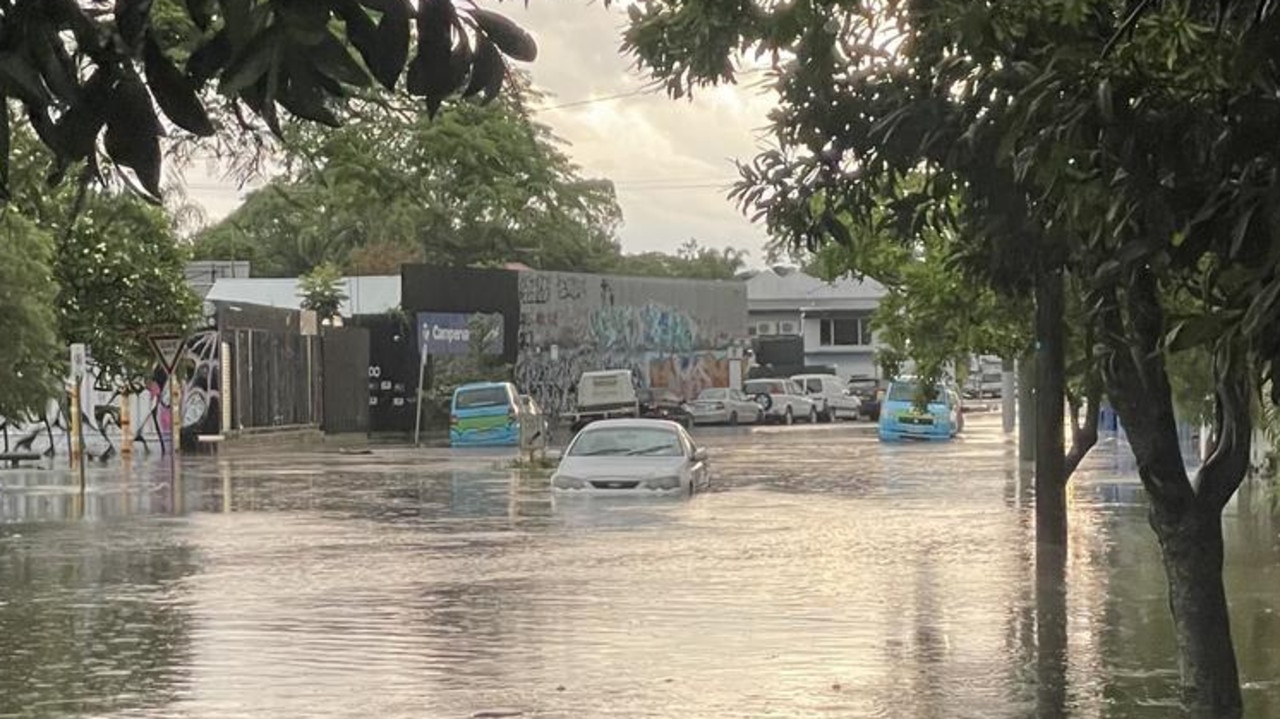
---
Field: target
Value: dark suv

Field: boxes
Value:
[637,388,694,428]
[846,376,887,421]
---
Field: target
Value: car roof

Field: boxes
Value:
[791,373,837,380]
[455,381,510,391]
[578,418,684,432]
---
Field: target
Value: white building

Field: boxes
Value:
[745,267,887,379]
[203,274,402,316]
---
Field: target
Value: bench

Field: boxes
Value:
[0,452,42,468]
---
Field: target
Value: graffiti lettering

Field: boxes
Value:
[519,273,551,305]
[556,275,586,301]
[0,328,221,459]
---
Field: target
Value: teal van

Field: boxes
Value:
[878,377,963,441]
[450,382,520,447]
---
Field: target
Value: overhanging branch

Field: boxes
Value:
[1095,278,1196,510]
[1198,348,1252,511]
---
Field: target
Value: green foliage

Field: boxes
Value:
[422,314,511,427]
[192,86,626,276]
[612,240,747,280]
[52,197,200,385]
[804,190,1031,392]
[0,212,61,418]
[298,262,348,321]
[0,0,539,200]
[5,121,199,386]
[190,88,747,281]
[623,0,1280,427]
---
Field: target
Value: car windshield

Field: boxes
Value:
[698,389,727,400]
[568,427,684,457]
[743,381,782,395]
[455,386,508,409]
[887,382,941,404]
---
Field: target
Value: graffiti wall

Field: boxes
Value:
[0,329,222,459]
[515,271,747,417]
[0,300,328,457]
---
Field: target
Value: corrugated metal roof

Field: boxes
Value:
[746,267,886,310]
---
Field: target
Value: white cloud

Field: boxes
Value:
[183,1,775,262]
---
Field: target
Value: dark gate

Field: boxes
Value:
[322,326,370,434]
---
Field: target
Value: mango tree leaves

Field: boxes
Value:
[470,9,537,62]
[0,0,539,200]
[143,32,215,136]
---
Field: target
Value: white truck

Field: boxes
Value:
[572,369,641,431]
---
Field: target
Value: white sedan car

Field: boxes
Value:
[688,388,765,425]
[742,378,819,425]
[551,419,710,494]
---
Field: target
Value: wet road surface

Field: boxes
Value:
[1,415,1278,718]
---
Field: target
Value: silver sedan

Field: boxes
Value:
[687,388,765,426]
[551,419,710,495]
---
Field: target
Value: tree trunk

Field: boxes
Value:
[1018,354,1036,462]
[1036,541,1068,719]
[1151,505,1243,718]
[1035,266,1066,550]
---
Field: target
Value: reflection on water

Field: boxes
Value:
[0,418,1277,718]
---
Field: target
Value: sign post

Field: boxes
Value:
[68,344,87,486]
[413,349,429,447]
[149,333,185,457]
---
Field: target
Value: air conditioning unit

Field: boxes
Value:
[755,321,777,335]
[779,321,798,335]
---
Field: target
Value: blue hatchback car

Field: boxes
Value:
[878,378,964,441]
[450,381,520,447]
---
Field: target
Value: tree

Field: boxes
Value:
[6,122,199,385]
[298,262,348,322]
[623,1,1280,714]
[612,239,747,280]
[0,0,540,201]
[191,85,626,276]
[0,212,61,420]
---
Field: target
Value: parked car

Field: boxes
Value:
[688,387,765,425]
[551,419,710,494]
[450,381,523,447]
[847,376,887,421]
[878,377,964,441]
[637,387,694,428]
[573,369,641,431]
[792,373,862,422]
[742,378,818,425]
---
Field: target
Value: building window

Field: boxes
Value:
[819,318,873,346]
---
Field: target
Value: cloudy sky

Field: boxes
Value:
[182,2,777,264]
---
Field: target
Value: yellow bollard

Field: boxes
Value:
[69,383,82,464]
[170,377,182,455]
[120,392,133,455]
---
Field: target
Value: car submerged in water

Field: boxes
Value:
[551,419,710,495]
[878,378,964,441]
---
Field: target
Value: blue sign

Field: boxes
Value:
[417,312,504,356]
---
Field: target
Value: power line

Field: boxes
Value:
[534,88,654,111]
[615,183,735,191]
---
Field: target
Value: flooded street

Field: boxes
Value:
[1,415,1278,718]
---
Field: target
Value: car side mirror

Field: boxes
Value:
[693,447,709,462]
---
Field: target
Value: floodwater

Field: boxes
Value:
[1,416,1277,719]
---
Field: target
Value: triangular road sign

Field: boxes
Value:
[149,334,185,373]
